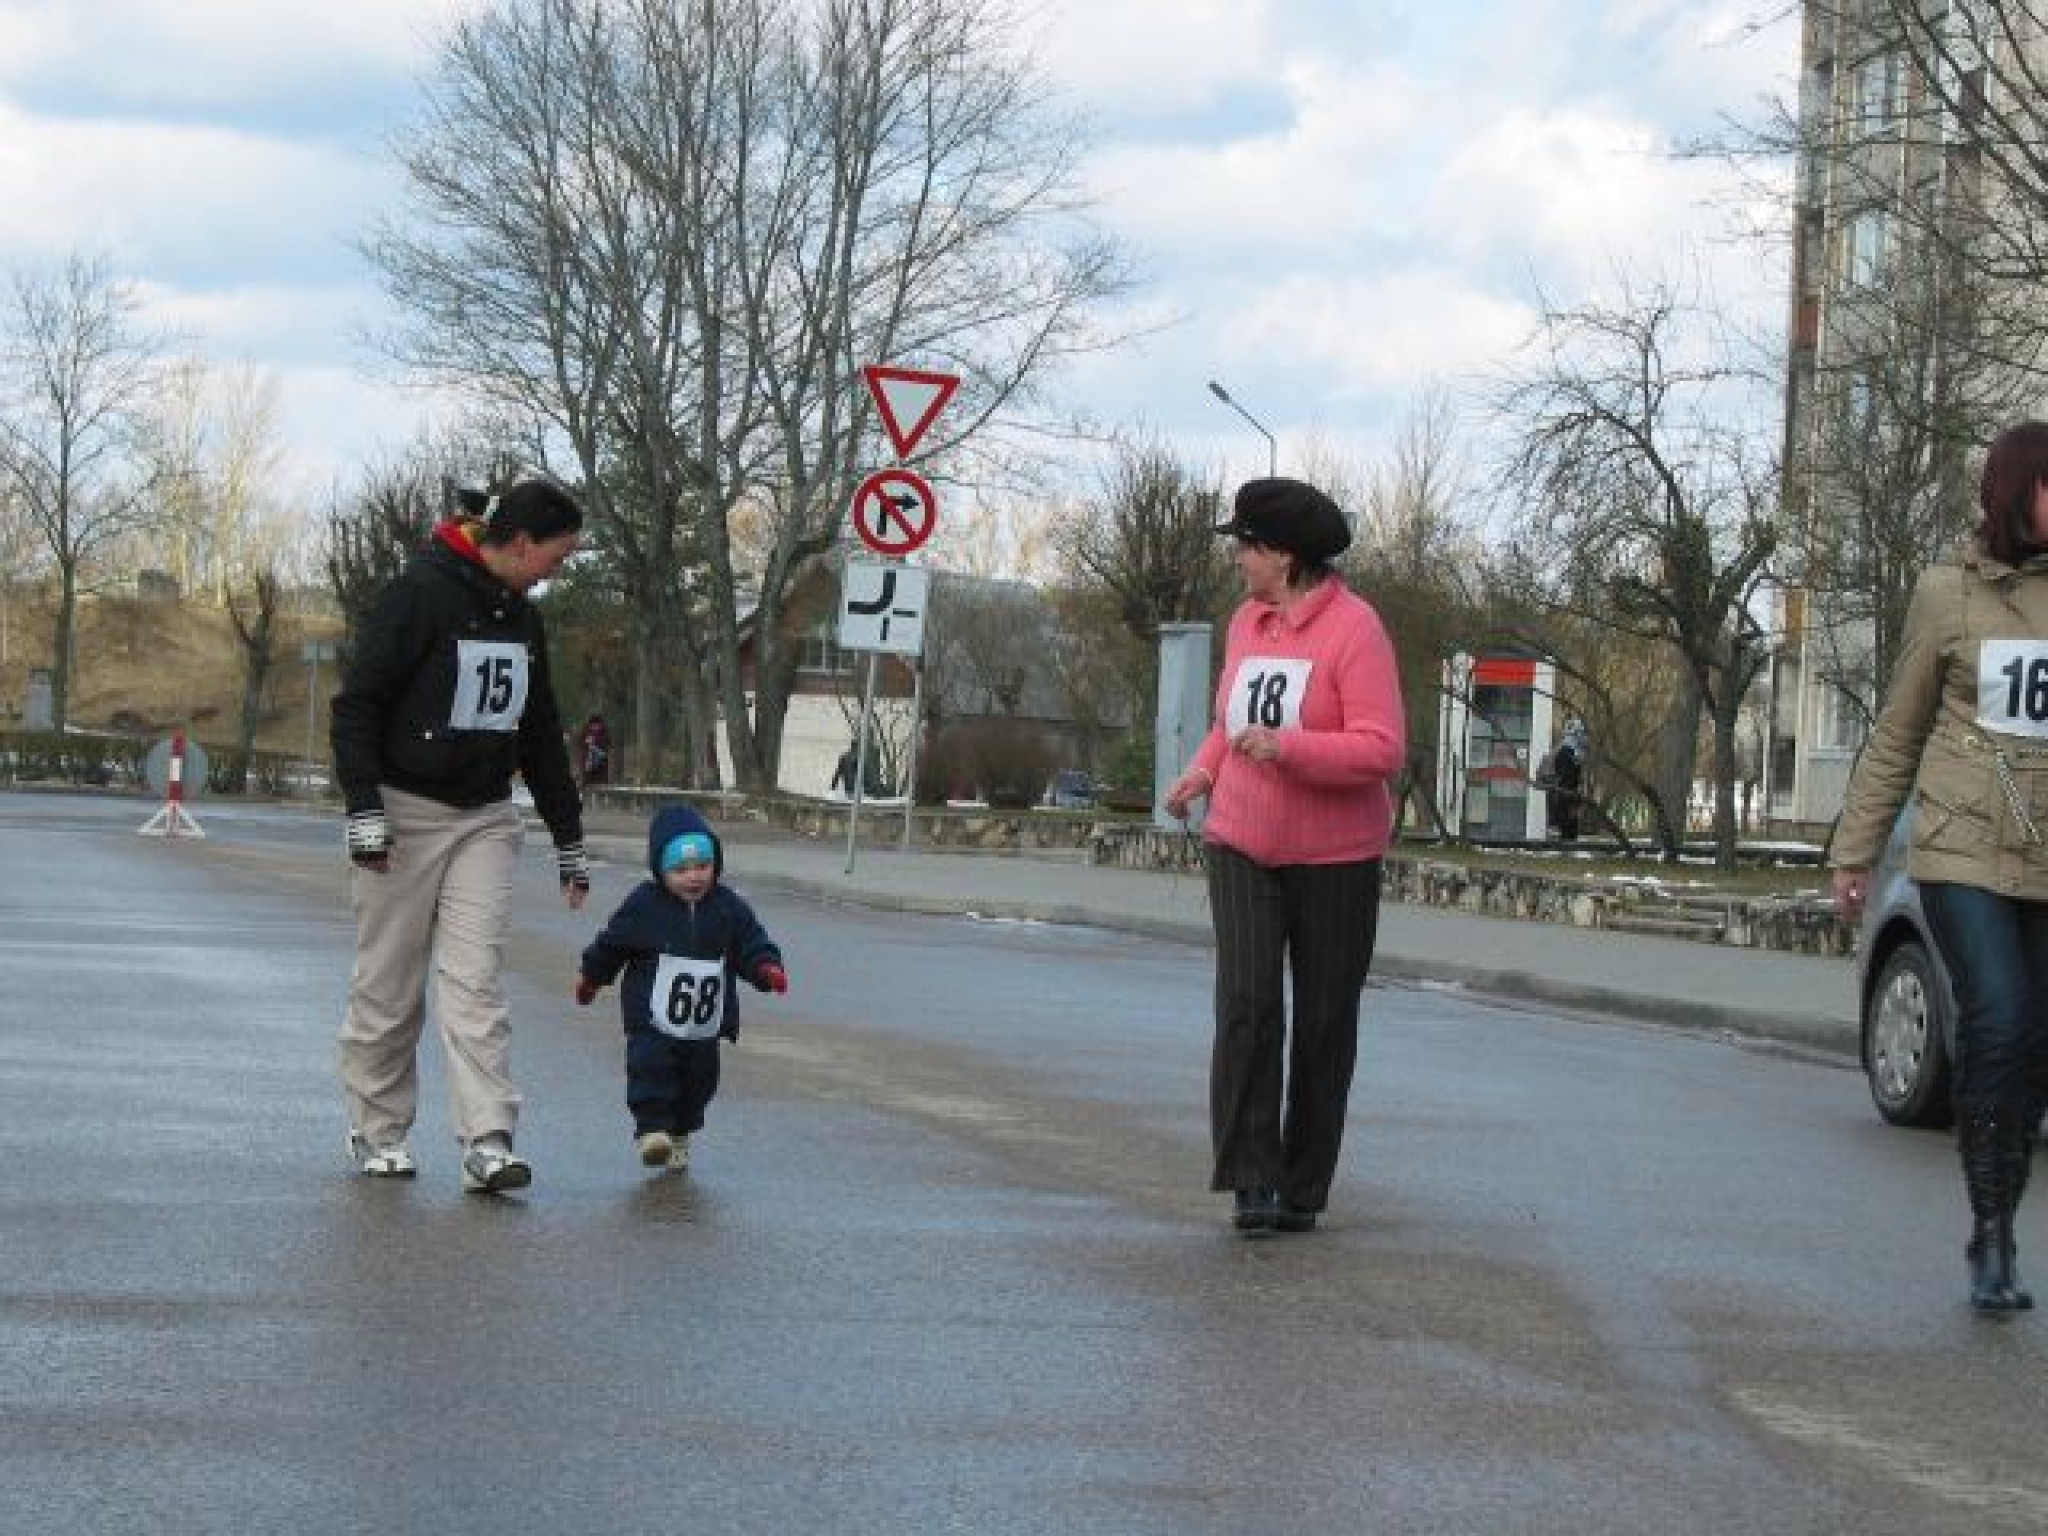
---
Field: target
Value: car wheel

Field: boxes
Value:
[1863,939,1954,1129]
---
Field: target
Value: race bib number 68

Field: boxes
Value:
[650,954,726,1041]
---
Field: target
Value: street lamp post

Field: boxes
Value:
[1206,379,1277,476]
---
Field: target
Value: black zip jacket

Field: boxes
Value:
[331,526,583,851]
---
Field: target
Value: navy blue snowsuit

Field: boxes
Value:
[578,804,783,1139]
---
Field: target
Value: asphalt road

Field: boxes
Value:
[4,790,2046,1535]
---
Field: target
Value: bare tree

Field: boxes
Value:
[1062,440,1233,649]
[0,481,40,672]
[324,453,446,648]
[366,0,1126,790]
[1494,280,1780,868]
[223,563,283,792]
[1343,389,1487,838]
[941,575,1044,717]
[1040,582,1146,781]
[0,255,164,730]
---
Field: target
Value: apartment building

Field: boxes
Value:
[1770,0,2037,839]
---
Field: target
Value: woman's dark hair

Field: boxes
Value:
[461,479,584,545]
[1286,554,1337,591]
[1977,422,2048,563]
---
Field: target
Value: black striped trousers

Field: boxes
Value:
[1204,842,1383,1212]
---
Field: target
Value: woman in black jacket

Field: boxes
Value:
[330,478,589,1194]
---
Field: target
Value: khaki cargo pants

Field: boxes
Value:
[338,786,525,1149]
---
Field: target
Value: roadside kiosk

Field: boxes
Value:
[1436,652,1559,842]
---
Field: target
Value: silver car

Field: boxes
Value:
[1856,807,1957,1127]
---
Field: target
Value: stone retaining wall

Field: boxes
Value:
[593,786,1098,854]
[592,788,1853,958]
[1091,823,1853,958]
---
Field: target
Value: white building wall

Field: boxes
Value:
[716,690,916,797]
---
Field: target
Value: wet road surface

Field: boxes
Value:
[4,790,2047,1534]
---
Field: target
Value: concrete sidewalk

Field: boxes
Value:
[586,807,1862,1059]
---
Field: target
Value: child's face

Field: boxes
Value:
[662,859,715,900]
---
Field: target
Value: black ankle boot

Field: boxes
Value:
[1232,1188,1277,1233]
[1960,1109,2027,1314]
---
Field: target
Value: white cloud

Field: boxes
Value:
[0,0,478,109]
[266,363,462,492]
[1221,269,1536,403]
[135,280,380,367]
[1432,106,1685,274]
[1029,0,1283,123]
[0,0,1801,517]
[0,104,390,275]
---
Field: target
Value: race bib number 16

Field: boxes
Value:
[1225,657,1312,734]
[450,639,530,732]
[1978,639,2048,739]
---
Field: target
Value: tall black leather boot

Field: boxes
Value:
[2004,1118,2035,1311]
[1960,1108,2027,1315]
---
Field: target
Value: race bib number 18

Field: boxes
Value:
[1225,657,1312,734]
[450,639,530,732]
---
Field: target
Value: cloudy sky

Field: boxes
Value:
[0,0,1797,521]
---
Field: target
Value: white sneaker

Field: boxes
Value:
[461,1138,532,1194]
[636,1130,690,1172]
[348,1130,416,1179]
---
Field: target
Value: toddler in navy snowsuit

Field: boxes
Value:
[574,803,787,1172]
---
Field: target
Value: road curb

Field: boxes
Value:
[716,861,1859,1064]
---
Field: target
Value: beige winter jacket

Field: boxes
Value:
[1834,540,2048,899]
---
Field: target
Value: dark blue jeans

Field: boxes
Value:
[1918,881,2048,1119]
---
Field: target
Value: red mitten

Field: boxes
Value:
[574,975,600,1006]
[753,961,788,995]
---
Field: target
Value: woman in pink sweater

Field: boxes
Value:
[1164,477,1406,1234]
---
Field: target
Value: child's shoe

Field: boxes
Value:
[636,1130,689,1172]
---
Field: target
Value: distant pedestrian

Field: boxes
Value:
[574,802,788,1174]
[1545,718,1589,841]
[330,479,590,1194]
[1163,477,1406,1236]
[1832,420,2048,1315]
[578,713,611,789]
[831,739,859,797]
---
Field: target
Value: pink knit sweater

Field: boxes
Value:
[1190,578,1406,867]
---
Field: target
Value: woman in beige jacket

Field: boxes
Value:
[1833,421,2048,1315]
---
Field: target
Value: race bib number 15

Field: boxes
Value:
[1225,657,1312,734]
[450,639,530,732]
[1978,639,2048,739]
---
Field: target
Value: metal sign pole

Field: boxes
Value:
[901,659,925,851]
[304,649,321,776]
[845,649,879,874]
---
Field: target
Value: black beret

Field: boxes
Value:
[1213,477,1352,562]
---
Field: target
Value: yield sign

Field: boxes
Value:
[863,363,959,459]
[850,467,938,557]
